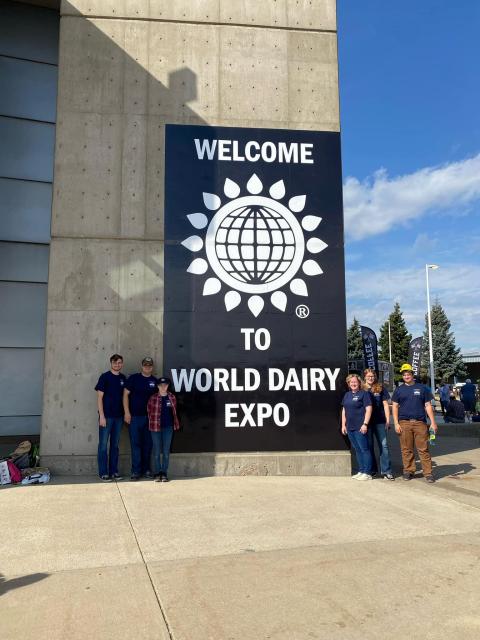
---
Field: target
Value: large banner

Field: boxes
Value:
[408,336,423,378]
[360,326,379,375]
[163,125,347,453]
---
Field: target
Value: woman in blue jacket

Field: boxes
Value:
[341,373,373,480]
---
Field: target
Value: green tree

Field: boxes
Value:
[422,302,466,384]
[378,302,411,381]
[347,317,363,360]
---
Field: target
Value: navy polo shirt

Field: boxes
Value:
[370,387,390,425]
[392,383,432,422]
[342,390,372,431]
[126,373,158,416]
[95,371,126,418]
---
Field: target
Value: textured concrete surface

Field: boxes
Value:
[2,437,480,639]
[61,0,337,32]
[42,0,342,467]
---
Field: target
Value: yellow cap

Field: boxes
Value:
[400,363,413,373]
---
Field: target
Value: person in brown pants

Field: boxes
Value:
[392,363,438,483]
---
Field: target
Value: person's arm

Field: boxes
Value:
[392,402,401,433]
[383,400,391,428]
[425,401,437,432]
[360,405,372,434]
[123,388,131,425]
[97,391,106,427]
[341,407,347,435]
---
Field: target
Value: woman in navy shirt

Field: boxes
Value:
[341,374,373,480]
[363,368,394,480]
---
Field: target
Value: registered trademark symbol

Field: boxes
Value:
[295,304,310,319]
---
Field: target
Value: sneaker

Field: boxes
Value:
[383,473,395,481]
[402,472,414,481]
[357,474,372,481]
[351,472,362,479]
[112,473,123,481]
[143,471,153,479]
[100,475,112,482]
[425,475,435,483]
[160,475,169,482]
[130,474,140,481]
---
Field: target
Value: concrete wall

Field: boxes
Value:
[41,0,342,474]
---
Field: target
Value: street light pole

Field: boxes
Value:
[388,318,392,364]
[425,264,439,392]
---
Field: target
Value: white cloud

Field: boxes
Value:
[346,263,480,353]
[343,154,480,241]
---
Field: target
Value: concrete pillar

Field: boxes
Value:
[41,0,349,475]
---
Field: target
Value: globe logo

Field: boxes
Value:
[181,174,327,316]
[212,204,298,286]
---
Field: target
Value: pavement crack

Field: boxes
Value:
[115,482,174,640]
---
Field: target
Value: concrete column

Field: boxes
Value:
[41,0,349,475]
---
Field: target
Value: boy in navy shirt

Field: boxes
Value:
[123,357,158,480]
[95,354,126,481]
[392,363,438,483]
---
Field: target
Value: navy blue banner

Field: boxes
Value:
[360,326,379,375]
[408,336,423,378]
[163,124,347,453]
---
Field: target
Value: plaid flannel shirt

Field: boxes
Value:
[147,392,179,432]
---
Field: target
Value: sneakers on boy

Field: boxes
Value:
[100,475,112,482]
[402,472,414,481]
[356,473,372,481]
[383,473,395,481]
[112,473,123,481]
[425,475,435,483]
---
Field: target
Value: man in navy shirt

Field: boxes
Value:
[460,379,477,421]
[392,363,438,483]
[95,354,126,481]
[123,357,158,480]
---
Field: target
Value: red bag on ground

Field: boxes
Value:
[7,460,22,483]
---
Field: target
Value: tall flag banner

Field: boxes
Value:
[360,326,379,374]
[408,336,423,378]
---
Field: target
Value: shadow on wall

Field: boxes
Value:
[42,14,221,462]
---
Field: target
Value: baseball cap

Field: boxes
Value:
[399,363,413,373]
[142,357,154,365]
[157,376,171,385]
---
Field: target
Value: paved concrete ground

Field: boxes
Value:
[1,432,480,640]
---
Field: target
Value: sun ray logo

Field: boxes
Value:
[181,174,327,317]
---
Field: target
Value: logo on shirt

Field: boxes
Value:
[149,382,156,387]
[352,395,359,401]
[414,390,421,395]
[120,380,124,386]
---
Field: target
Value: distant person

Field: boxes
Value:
[341,374,373,480]
[123,357,158,481]
[95,354,126,482]
[460,379,477,422]
[363,369,394,480]
[392,363,438,483]
[444,393,466,423]
[438,381,451,417]
[147,377,180,482]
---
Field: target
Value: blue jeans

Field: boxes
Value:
[348,429,373,475]
[129,415,153,476]
[98,417,123,477]
[151,427,174,475]
[367,423,393,475]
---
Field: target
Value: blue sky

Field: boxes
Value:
[337,0,480,353]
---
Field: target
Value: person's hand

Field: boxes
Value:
[341,425,347,436]
[124,412,131,425]
[385,423,390,431]
[430,422,438,434]
[394,422,402,434]
[99,416,107,428]
[174,424,180,431]
[360,424,367,434]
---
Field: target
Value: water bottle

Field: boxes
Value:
[429,427,436,445]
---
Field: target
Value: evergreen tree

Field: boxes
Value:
[378,302,411,381]
[347,317,363,360]
[422,302,466,384]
